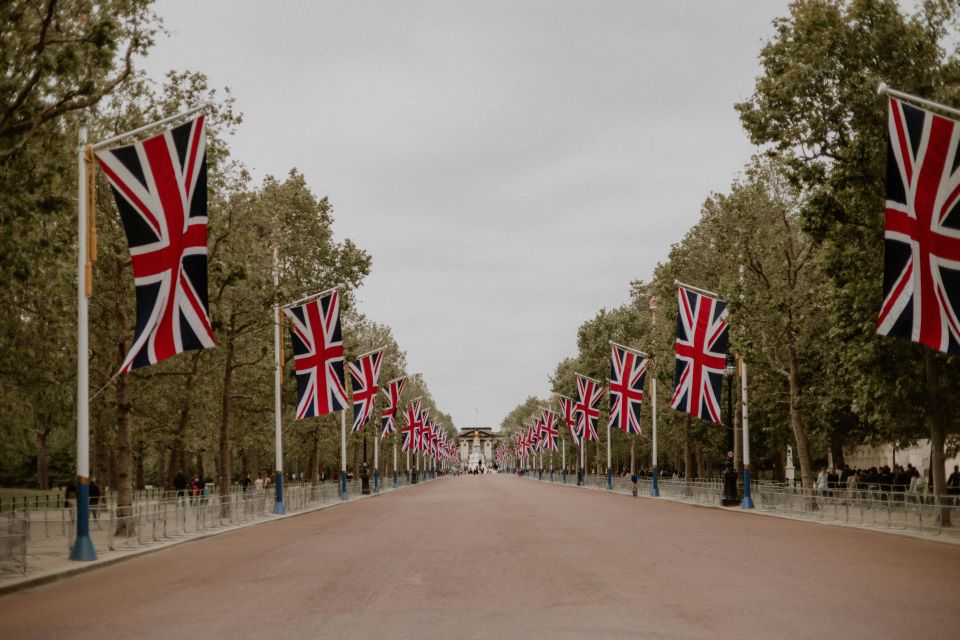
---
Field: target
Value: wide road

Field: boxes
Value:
[2,475,959,639]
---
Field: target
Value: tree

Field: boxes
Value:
[736,0,960,515]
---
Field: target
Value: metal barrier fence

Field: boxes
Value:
[0,513,27,574]
[1,474,435,575]
[518,471,960,538]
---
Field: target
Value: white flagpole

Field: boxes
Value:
[606,416,612,490]
[651,376,659,497]
[579,440,585,486]
[340,410,347,500]
[272,247,285,514]
[373,430,380,493]
[562,434,566,483]
[70,127,95,561]
[740,358,754,508]
[393,439,398,488]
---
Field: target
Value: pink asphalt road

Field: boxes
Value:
[2,475,959,639]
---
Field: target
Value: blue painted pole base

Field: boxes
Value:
[273,473,286,514]
[69,482,97,561]
[577,470,584,486]
[651,467,660,497]
[606,468,613,491]
[741,467,755,509]
[562,470,567,484]
[550,470,554,482]
[374,469,380,494]
[538,469,542,481]
[393,471,398,488]
[340,473,348,500]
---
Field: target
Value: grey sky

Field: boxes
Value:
[140,1,791,430]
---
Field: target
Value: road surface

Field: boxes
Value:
[2,474,958,639]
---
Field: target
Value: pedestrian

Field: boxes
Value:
[631,473,639,498]
[241,473,251,493]
[190,475,200,505]
[173,470,187,505]
[255,474,264,491]
[89,477,101,520]
[948,465,960,496]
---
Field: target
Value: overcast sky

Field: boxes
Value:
[140,0,792,430]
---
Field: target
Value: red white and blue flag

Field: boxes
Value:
[401,398,422,453]
[878,95,960,354]
[348,348,384,432]
[609,342,649,435]
[539,409,559,451]
[529,419,542,452]
[380,376,406,438]
[574,374,603,443]
[556,394,580,446]
[671,286,729,424]
[418,407,432,454]
[283,289,347,420]
[95,115,214,373]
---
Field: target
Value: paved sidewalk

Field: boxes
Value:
[0,485,399,595]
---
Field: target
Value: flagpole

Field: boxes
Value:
[393,440,398,488]
[562,434,567,484]
[340,410,348,500]
[70,126,96,562]
[651,376,659,497]
[271,248,286,514]
[877,83,960,119]
[90,103,210,151]
[406,449,410,484]
[373,425,380,493]
[606,416,613,490]
[579,441,585,487]
[740,357,754,509]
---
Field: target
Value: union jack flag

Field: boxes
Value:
[539,409,559,451]
[419,407,432,454]
[574,374,603,442]
[282,290,347,420]
[556,394,580,446]
[401,398,422,453]
[609,342,648,435]
[95,115,214,373]
[380,376,406,438]
[878,95,960,354]
[348,348,383,432]
[671,286,729,424]
[525,420,536,453]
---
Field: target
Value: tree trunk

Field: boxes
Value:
[925,350,951,527]
[135,437,145,490]
[114,370,135,536]
[787,342,814,490]
[36,414,51,490]
[93,417,110,493]
[218,329,235,505]
[167,352,200,488]
[114,262,135,536]
[829,434,846,471]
